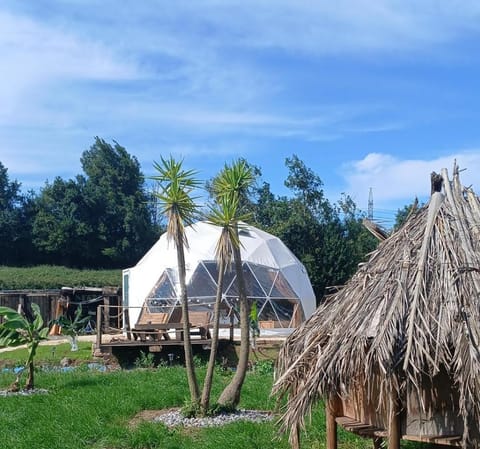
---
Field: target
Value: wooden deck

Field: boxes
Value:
[93,305,235,356]
[335,416,461,446]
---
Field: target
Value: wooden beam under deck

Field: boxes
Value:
[94,338,214,355]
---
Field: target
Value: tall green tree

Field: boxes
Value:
[151,156,201,404]
[81,137,157,266]
[33,176,94,266]
[32,138,157,268]
[213,160,255,409]
[0,162,38,265]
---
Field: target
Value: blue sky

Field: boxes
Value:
[2,1,480,227]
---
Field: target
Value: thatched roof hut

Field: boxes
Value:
[273,164,480,449]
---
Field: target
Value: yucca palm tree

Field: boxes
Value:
[151,156,201,403]
[200,194,249,414]
[0,303,49,390]
[212,160,254,408]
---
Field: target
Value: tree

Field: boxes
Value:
[33,176,94,266]
[201,194,248,414]
[0,162,38,265]
[253,156,377,300]
[150,156,201,404]
[213,160,255,409]
[32,138,157,268]
[0,303,49,390]
[81,137,157,267]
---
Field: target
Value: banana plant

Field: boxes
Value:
[51,306,90,351]
[0,303,49,390]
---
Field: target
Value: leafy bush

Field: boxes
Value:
[181,398,202,418]
[253,359,274,375]
[134,351,155,369]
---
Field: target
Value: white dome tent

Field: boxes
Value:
[122,221,316,335]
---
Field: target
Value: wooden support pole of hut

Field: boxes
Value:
[388,389,401,449]
[291,424,300,449]
[326,395,340,449]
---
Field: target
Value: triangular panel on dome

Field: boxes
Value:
[243,263,268,298]
[270,271,297,299]
[248,264,277,296]
[257,299,276,320]
[270,298,295,322]
[186,261,218,298]
[145,269,177,311]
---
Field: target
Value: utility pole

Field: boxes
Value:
[368,187,374,220]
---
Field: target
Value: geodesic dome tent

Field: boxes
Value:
[122,221,315,330]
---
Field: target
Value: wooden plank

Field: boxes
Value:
[134,323,184,330]
[335,416,387,438]
[99,339,214,351]
[402,434,461,446]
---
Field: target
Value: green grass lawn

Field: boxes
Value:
[0,342,94,367]
[0,346,429,449]
[0,367,370,449]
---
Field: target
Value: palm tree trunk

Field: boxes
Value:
[200,261,225,414]
[217,242,250,407]
[177,243,200,403]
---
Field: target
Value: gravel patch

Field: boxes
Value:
[0,388,48,397]
[154,409,273,428]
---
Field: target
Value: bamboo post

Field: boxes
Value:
[388,389,401,449]
[326,396,339,449]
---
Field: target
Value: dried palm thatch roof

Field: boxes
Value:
[273,164,480,448]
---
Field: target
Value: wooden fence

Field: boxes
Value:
[0,287,121,330]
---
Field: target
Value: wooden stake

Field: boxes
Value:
[388,390,401,449]
[326,397,338,449]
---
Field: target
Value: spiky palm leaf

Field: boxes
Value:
[206,195,249,268]
[212,159,254,203]
[151,156,201,248]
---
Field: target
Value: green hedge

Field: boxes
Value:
[0,265,121,290]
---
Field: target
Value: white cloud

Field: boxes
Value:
[0,10,139,82]
[0,10,141,127]
[341,150,480,212]
[131,1,480,56]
